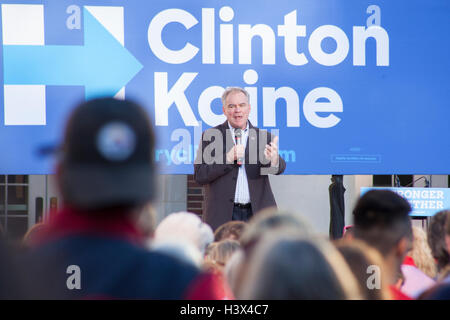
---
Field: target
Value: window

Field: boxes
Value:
[0,175,29,240]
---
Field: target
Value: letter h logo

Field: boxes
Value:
[1,4,142,126]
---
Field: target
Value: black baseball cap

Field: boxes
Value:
[58,97,156,210]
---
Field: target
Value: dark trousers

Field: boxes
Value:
[232,204,253,222]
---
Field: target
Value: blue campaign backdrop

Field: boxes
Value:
[0,0,449,174]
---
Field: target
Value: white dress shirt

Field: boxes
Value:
[228,122,251,204]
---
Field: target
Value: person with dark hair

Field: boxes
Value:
[214,221,247,243]
[352,190,414,300]
[446,216,450,279]
[419,210,450,300]
[427,210,450,277]
[20,98,217,299]
[0,239,30,299]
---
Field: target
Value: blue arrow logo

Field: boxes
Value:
[3,8,143,99]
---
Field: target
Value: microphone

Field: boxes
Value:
[235,129,243,166]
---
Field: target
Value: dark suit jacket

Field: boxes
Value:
[194,121,286,230]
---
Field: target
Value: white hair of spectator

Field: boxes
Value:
[151,241,203,267]
[154,212,214,255]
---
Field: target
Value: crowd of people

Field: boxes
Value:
[0,97,449,300]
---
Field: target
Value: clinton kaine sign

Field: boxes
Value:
[0,0,449,174]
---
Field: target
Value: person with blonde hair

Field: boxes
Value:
[239,207,311,251]
[229,208,311,297]
[399,226,436,298]
[334,239,391,300]
[239,233,362,300]
[204,239,241,273]
[214,221,247,243]
[409,226,437,279]
[223,249,245,296]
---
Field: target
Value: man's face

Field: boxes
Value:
[223,91,251,130]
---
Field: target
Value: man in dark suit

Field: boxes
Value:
[194,87,286,231]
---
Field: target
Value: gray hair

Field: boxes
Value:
[153,211,214,255]
[221,87,250,106]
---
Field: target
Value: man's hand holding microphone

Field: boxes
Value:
[226,130,279,168]
[227,129,245,165]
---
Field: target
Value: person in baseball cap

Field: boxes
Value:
[21,97,223,299]
[58,97,155,210]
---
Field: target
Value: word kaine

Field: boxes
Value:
[180,304,215,318]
